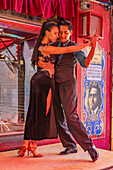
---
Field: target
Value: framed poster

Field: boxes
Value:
[81,44,106,139]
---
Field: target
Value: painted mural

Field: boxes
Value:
[81,44,106,139]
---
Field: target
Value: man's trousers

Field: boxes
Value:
[54,79,93,151]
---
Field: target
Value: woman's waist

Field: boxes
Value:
[38,69,55,79]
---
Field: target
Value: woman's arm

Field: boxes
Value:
[39,41,91,55]
[84,35,98,68]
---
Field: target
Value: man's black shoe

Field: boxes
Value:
[88,147,99,162]
[60,148,78,155]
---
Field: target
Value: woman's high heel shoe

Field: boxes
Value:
[28,144,43,157]
[17,146,27,157]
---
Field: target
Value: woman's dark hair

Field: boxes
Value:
[58,19,72,31]
[31,21,57,69]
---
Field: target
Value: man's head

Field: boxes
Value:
[88,82,102,111]
[58,20,73,43]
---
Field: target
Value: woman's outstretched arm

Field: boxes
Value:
[39,41,91,55]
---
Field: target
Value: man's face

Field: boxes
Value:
[88,88,99,111]
[59,25,72,43]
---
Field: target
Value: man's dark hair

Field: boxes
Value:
[58,20,72,31]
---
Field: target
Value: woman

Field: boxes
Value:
[17,21,92,157]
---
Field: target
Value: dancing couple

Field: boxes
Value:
[18,20,99,162]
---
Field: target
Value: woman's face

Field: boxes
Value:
[47,26,59,42]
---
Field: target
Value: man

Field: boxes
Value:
[38,20,99,162]
[87,81,102,115]
[52,20,98,162]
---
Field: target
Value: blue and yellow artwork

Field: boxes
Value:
[81,44,106,138]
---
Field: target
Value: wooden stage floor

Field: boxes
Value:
[0,143,113,170]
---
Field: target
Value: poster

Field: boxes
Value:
[81,44,106,139]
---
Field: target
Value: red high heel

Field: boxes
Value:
[17,146,27,157]
[28,144,43,157]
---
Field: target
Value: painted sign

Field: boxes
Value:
[81,44,106,139]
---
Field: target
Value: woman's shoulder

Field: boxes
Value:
[39,43,48,47]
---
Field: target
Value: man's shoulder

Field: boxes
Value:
[49,41,59,46]
[68,41,78,46]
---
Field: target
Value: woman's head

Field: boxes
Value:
[31,21,58,68]
[41,21,59,42]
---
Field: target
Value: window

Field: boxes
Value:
[79,12,103,38]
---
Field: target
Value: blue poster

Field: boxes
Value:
[81,44,106,138]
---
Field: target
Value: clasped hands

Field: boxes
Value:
[90,34,100,48]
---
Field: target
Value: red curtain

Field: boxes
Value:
[0,0,76,19]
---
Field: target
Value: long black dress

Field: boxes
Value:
[24,45,58,141]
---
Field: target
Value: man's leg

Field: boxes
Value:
[54,81,77,152]
[60,79,98,161]
[60,79,93,151]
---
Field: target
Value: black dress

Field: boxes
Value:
[24,45,58,141]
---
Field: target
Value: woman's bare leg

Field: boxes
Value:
[46,88,52,116]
